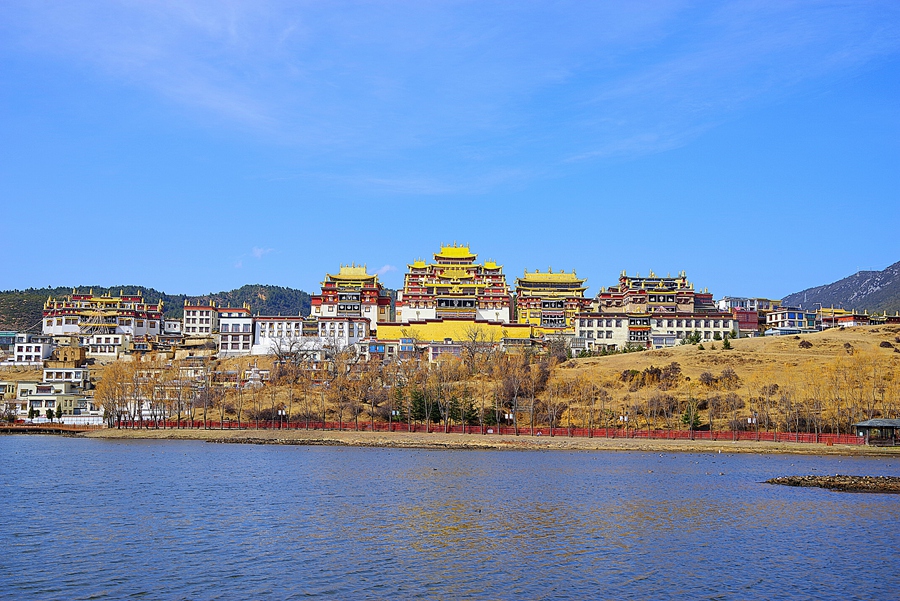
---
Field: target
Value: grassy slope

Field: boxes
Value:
[568,325,900,381]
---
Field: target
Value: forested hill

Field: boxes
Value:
[0,284,312,332]
[782,260,900,314]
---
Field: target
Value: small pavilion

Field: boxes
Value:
[853,419,900,446]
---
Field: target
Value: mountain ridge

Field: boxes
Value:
[0,284,312,333]
[782,260,900,314]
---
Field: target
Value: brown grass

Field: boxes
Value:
[566,325,900,383]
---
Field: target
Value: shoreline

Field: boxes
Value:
[77,428,900,456]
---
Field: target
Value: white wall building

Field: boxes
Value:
[164,319,183,335]
[251,316,367,357]
[764,308,817,335]
[716,297,782,312]
[42,291,162,339]
[42,367,90,388]
[81,333,130,358]
[573,314,739,352]
[13,334,55,365]
[183,304,219,337]
[218,307,253,356]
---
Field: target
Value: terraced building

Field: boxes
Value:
[514,268,590,336]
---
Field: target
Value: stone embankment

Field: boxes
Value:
[766,475,900,493]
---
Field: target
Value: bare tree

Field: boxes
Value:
[498,354,527,435]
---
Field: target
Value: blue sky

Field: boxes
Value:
[1,1,898,299]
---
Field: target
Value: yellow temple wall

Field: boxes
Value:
[376,320,532,342]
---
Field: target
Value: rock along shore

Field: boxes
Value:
[766,475,900,493]
[79,428,900,457]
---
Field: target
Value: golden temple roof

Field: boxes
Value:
[435,243,476,260]
[518,268,584,284]
[326,264,376,281]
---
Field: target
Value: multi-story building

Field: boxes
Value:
[717,296,782,334]
[156,319,184,350]
[42,290,163,343]
[217,305,253,356]
[764,308,817,335]
[252,315,308,356]
[729,308,760,337]
[395,244,512,324]
[42,367,90,388]
[316,316,370,350]
[10,378,99,423]
[13,333,55,365]
[311,264,392,333]
[182,302,219,337]
[360,337,420,363]
[716,297,782,312]
[515,268,590,336]
[251,315,362,357]
[573,271,738,351]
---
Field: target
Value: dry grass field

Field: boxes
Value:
[568,324,900,382]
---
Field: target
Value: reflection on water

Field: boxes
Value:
[1,437,899,600]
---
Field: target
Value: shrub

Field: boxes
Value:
[799,340,813,349]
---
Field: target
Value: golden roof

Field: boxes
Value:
[518,268,584,284]
[326,264,376,281]
[435,243,476,259]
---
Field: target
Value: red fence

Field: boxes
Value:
[3,423,104,433]
[111,420,866,445]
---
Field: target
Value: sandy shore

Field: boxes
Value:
[80,427,900,456]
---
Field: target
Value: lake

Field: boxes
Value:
[1,436,898,600]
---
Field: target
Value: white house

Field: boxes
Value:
[13,334,55,365]
[218,307,253,356]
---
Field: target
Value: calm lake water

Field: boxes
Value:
[1,436,899,600]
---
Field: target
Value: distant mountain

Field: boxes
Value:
[0,284,312,332]
[782,260,900,314]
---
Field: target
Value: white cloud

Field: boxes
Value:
[375,264,397,276]
[251,247,274,259]
[2,0,898,181]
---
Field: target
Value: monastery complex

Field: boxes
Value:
[5,242,898,424]
[13,242,897,367]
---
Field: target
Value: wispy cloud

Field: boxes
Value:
[2,0,898,183]
[375,264,397,276]
[234,260,243,269]
[251,247,274,259]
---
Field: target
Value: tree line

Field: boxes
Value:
[94,342,900,436]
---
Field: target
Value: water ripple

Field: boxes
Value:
[1,437,898,600]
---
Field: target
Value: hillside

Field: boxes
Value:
[783,260,900,314]
[0,284,311,332]
[567,325,900,384]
